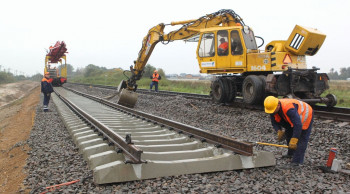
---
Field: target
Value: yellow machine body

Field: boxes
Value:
[44,55,67,86]
[196,26,313,75]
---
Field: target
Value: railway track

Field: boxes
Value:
[52,87,275,184]
[68,82,350,123]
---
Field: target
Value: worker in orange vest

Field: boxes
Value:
[218,38,228,55]
[264,96,314,168]
[41,72,54,112]
[150,70,161,92]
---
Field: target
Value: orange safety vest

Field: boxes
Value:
[152,73,160,82]
[219,42,228,50]
[274,99,313,130]
[42,77,52,83]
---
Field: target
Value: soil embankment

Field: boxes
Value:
[0,81,40,193]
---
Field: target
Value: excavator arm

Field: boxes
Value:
[118,9,245,107]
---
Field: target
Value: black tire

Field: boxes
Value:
[258,75,267,102]
[223,78,236,103]
[211,78,226,103]
[242,75,264,104]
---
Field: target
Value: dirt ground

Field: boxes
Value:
[0,81,40,193]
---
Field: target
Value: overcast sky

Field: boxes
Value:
[0,0,349,76]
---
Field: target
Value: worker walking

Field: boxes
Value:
[150,70,161,92]
[41,72,54,112]
[264,96,314,168]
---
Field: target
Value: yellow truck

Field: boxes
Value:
[117,9,336,108]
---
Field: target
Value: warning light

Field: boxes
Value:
[282,65,288,69]
[283,54,292,64]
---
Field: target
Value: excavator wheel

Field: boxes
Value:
[242,75,264,105]
[211,78,226,103]
[223,78,236,103]
[258,75,267,103]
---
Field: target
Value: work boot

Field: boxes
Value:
[43,105,48,112]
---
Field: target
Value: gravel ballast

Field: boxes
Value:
[23,84,350,193]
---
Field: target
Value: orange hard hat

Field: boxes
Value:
[45,72,50,75]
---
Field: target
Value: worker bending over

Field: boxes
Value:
[41,72,54,112]
[150,70,161,92]
[264,96,314,167]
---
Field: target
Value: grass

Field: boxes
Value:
[322,80,350,107]
[136,78,211,94]
[70,73,350,107]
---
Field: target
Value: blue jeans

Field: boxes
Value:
[150,81,159,92]
[284,115,313,164]
[43,93,51,106]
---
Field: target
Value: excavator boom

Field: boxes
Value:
[118,9,244,107]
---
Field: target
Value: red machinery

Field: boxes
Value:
[45,41,68,86]
[47,41,67,63]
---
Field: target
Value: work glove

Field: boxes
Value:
[277,130,285,142]
[46,93,50,97]
[288,138,298,150]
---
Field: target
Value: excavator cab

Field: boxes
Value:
[197,26,256,74]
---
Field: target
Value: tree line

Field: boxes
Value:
[0,71,27,84]
[327,67,350,80]
[68,64,165,79]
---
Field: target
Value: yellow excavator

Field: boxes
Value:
[117,9,336,108]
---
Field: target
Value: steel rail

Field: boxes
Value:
[54,88,144,163]
[63,86,254,156]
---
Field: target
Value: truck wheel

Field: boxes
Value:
[242,75,263,104]
[211,78,226,103]
[223,78,236,103]
[258,75,267,102]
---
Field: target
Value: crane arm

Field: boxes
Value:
[123,9,245,91]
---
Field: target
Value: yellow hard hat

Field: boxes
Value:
[264,96,279,114]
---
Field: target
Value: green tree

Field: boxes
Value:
[0,71,15,84]
[339,67,350,80]
[66,64,74,76]
[84,64,107,77]
[143,64,156,78]
[30,73,43,81]
[157,68,166,78]
[328,68,339,80]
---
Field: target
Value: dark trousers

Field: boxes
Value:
[284,116,313,164]
[43,93,51,106]
[150,81,159,92]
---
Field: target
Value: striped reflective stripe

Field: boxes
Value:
[297,100,309,125]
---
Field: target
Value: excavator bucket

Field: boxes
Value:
[116,80,139,108]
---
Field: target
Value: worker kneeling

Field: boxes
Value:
[264,96,314,168]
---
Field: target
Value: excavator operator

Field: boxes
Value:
[264,96,314,168]
[218,38,228,56]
